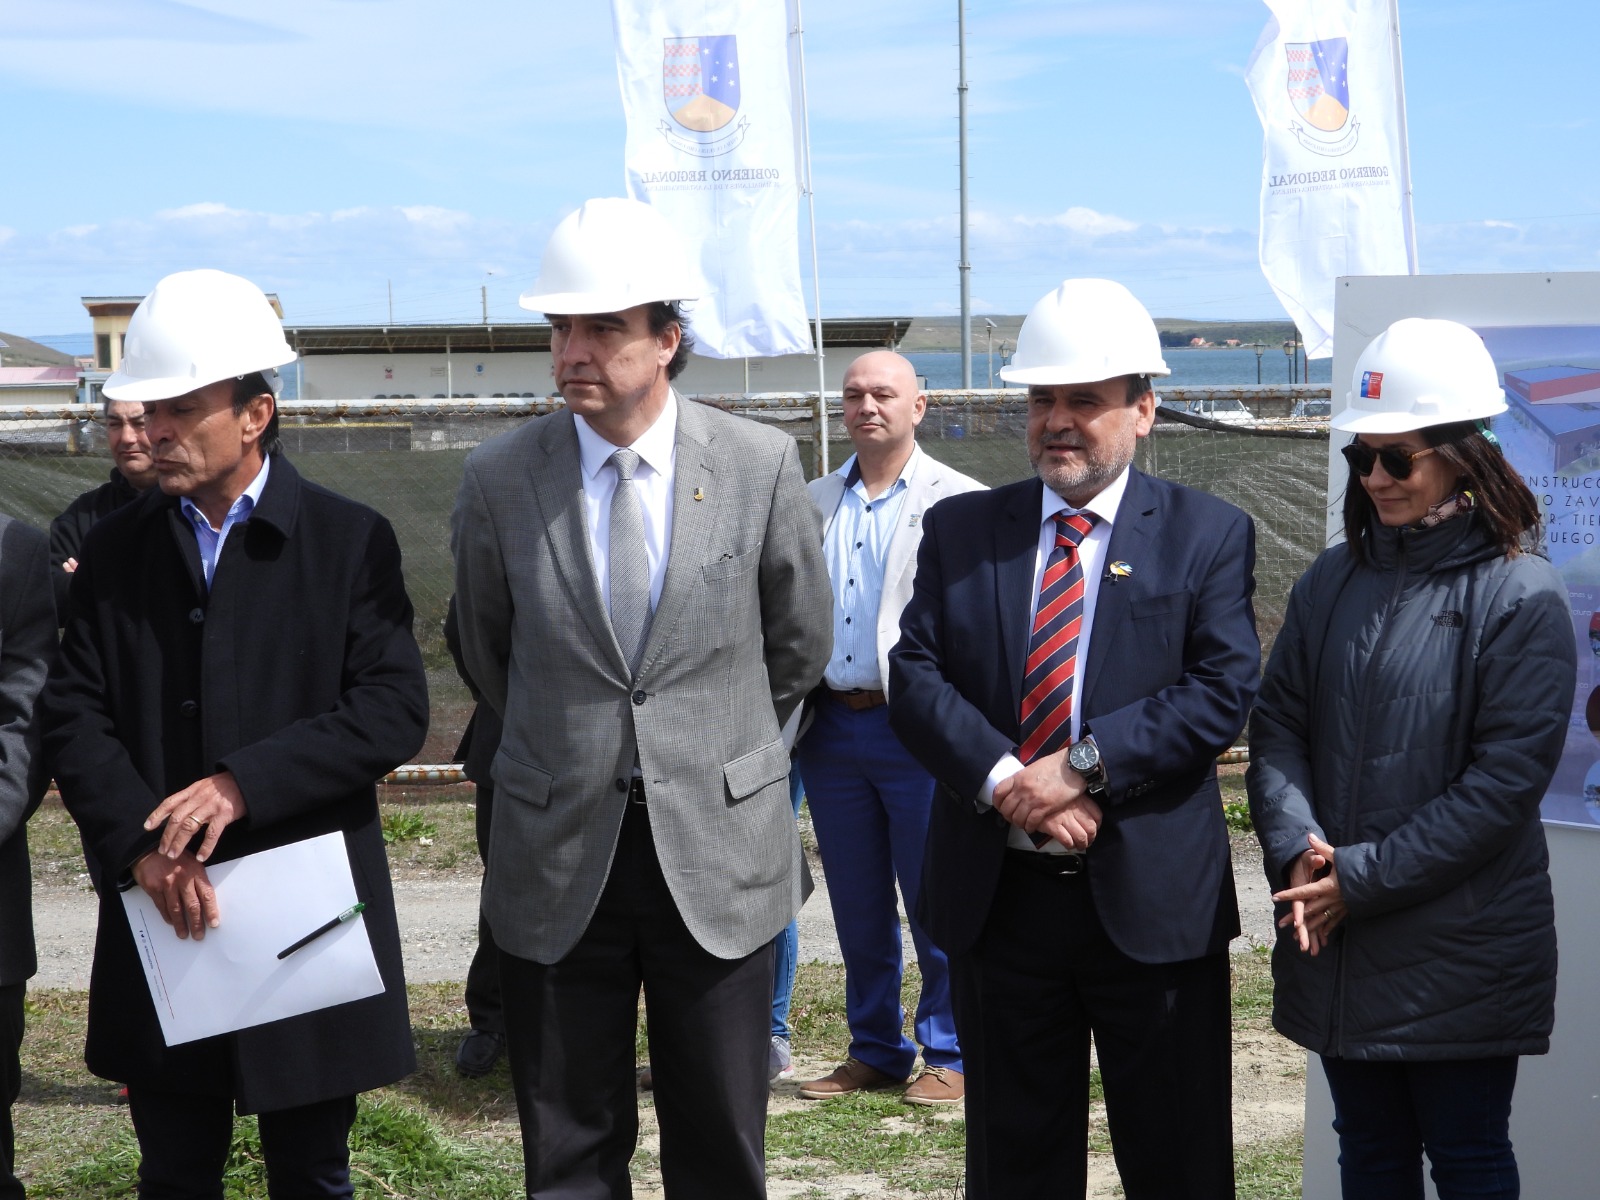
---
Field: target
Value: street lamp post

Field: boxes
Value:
[1252,341,1264,384]
[1283,339,1295,384]
[984,318,997,388]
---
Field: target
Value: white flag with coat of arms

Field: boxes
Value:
[611,0,813,359]
[1245,0,1416,359]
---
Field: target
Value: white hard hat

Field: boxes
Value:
[104,269,296,403]
[1333,318,1507,434]
[519,198,703,315]
[1000,278,1170,386]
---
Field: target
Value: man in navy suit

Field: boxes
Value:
[889,278,1259,1199]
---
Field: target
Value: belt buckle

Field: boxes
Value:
[628,778,647,805]
[1054,853,1086,876]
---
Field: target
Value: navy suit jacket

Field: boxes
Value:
[888,467,1260,963]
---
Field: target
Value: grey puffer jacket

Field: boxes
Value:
[1247,514,1575,1061]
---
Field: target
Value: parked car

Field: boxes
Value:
[1290,398,1332,418]
[1161,397,1255,426]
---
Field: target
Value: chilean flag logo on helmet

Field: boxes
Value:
[1361,371,1383,400]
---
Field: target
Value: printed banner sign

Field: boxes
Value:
[611,0,813,359]
[1245,0,1414,359]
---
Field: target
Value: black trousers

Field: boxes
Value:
[126,1087,358,1199]
[0,982,22,1200]
[464,779,503,1034]
[951,853,1236,1200]
[499,799,772,1200]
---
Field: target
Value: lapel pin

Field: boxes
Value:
[1107,561,1133,581]
[693,487,704,502]
[908,514,920,528]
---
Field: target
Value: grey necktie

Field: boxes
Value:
[607,448,652,674]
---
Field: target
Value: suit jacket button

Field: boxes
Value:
[188,607,205,624]
[615,778,628,792]
[179,700,199,718]
[632,690,646,706]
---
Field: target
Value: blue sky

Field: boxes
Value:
[2,0,1596,340]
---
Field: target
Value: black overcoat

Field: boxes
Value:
[40,453,429,1114]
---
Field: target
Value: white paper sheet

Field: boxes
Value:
[121,831,385,1046]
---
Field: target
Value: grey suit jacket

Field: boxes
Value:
[807,444,986,694]
[451,395,832,963]
[0,517,57,986]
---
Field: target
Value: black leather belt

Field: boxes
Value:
[1005,848,1086,876]
[628,778,647,805]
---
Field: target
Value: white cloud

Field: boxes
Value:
[398,206,473,233]
[1016,207,1140,238]
[157,202,245,220]
[0,203,559,333]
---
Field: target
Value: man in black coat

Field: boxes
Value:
[0,517,57,1200]
[40,269,429,1198]
[49,397,159,619]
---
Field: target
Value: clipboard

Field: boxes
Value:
[121,831,385,1045]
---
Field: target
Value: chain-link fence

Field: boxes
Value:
[0,388,1333,764]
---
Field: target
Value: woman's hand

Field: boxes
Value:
[1273,834,1346,955]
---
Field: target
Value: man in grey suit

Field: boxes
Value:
[0,517,56,1200]
[795,351,983,1107]
[451,197,832,1199]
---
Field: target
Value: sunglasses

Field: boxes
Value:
[1341,440,1438,481]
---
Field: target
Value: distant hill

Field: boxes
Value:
[897,314,1298,353]
[0,332,76,368]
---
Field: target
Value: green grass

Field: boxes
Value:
[380,809,438,845]
[1235,1133,1306,1199]
[30,793,481,886]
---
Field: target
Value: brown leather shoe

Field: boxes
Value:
[796,1057,905,1099]
[903,1065,965,1106]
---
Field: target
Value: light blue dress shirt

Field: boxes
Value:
[822,453,913,690]
[180,455,272,588]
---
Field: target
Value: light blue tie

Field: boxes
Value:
[607,448,652,674]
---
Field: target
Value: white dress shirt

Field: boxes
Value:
[573,391,678,614]
[982,465,1132,851]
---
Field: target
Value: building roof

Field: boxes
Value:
[82,293,284,318]
[0,366,78,385]
[282,317,911,356]
[1506,392,1600,437]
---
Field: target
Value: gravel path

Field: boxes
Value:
[30,834,1278,990]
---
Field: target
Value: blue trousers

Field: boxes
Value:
[796,698,960,1077]
[1321,1055,1521,1200]
[771,769,805,1041]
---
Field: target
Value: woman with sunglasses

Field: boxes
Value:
[1247,317,1576,1199]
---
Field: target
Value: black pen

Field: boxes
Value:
[277,902,366,960]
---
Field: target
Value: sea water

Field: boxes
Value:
[908,346,1332,390]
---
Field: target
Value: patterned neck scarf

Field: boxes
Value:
[1416,488,1475,530]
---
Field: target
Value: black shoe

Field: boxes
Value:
[455,1029,505,1077]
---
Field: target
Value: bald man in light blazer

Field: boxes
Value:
[795,351,985,1106]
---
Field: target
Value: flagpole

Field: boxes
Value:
[792,0,829,476]
[1389,0,1420,272]
[957,0,972,388]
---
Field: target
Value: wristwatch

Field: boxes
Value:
[1067,734,1108,797]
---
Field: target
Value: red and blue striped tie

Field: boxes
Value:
[1019,512,1096,766]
